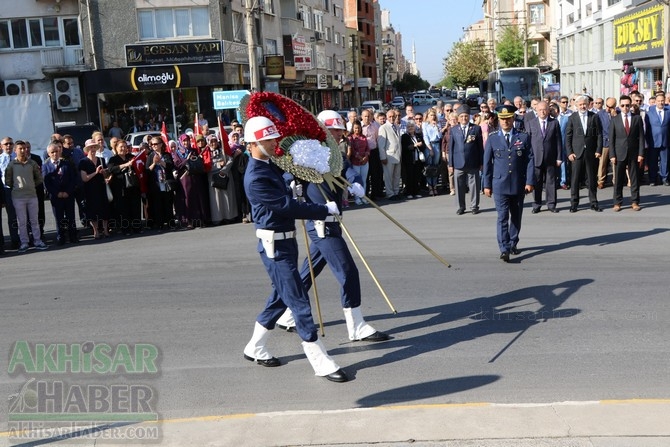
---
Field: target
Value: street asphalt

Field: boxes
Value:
[1,180,670,446]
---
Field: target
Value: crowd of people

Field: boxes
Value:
[2,89,665,257]
[0,125,251,255]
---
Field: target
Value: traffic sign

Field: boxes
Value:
[213,90,249,110]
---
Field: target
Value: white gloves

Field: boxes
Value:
[289,180,303,198]
[325,201,340,215]
[348,182,365,198]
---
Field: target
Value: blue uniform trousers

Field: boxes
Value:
[256,238,318,342]
[299,223,361,309]
[494,193,525,253]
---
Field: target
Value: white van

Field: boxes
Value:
[412,93,437,106]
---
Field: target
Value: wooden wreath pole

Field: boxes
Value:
[316,184,398,314]
[333,177,451,268]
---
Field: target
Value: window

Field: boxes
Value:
[586,3,592,16]
[263,0,275,15]
[528,4,545,25]
[137,7,210,40]
[325,27,332,41]
[232,11,245,42]
[314,13,324,33]
[265,38,277,55]
[0,17,80,50]
[567,13,575,25]
[607,0,620,5]
[334,32,340,45]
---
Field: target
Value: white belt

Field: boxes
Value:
[256,229,296,240]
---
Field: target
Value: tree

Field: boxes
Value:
[496,24,539,68]
[443,40,492,88]
[392,73,429,94]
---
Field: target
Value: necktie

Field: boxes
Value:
[624,115,630,135]
[581,114,587,132]
[505,133,510,146]
[462,126,467,140]
[541,120,546,136]
[660,110,664,123]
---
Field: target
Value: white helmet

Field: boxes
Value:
[244,116,281,142]
[317,110,346,130]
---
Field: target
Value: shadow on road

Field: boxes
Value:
[334,279,590,383]
[515,227,669,262]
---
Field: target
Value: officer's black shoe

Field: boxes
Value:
[569,206,578,213]
[456,209,465,215]
[500,252,510,262]
[591,204,603,212]
[510,246,520,255]
[276,324,295,332]
[244,354,281,367]
[531,208,540,214]
[358,331,390,342]
[325,369,349,383]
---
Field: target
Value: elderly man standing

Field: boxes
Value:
[448,104,483,215]
[361,108,383,200]
[644,90,670,186]
[565,95,603,212]
[527,101,563,213]
[378,109,403,200]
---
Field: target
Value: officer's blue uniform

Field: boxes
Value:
[299,156,363,308]
[483,129,535,253]
[244,157,329,343]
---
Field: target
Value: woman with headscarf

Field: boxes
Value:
[206,134,238,224]
[171,134,210,229]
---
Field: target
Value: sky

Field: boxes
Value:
[382,1,484,85]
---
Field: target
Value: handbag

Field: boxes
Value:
[185,154,205,174]
[105,183,114,202]
[123,169,139,188]
[211,171,230,190]
[418,151,426,162]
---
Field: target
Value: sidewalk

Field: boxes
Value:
[152,399,670,447]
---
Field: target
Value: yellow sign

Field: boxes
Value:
[613,4,663,60]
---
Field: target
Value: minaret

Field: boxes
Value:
[412,41,418,76]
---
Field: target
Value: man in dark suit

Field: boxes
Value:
[483,105,535,262]
[448,104,484,215]
[565,95,603,212]
[527,100,563,213]
[644,90,670,186]
[609,95,645,211]
[597,97,617,188]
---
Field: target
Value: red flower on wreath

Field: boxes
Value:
[245,92,326,143]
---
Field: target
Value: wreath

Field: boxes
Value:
[240,92,343,183]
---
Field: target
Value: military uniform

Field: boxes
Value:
[483,128,535,256]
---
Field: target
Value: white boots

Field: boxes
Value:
[302,339,348,382]
[243,322,279,367]
[276,308,296,331]
[343,307,377,341]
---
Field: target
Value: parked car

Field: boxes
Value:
[457,89,466,100]
[361,100,385,114]
[124,131,165,154]
[390,96,406,109]
[412,93,438,106]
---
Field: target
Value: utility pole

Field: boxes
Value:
[245,0,261,92]
[351,34,360,107]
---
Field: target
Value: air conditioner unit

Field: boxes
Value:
[297,11,304,21]
[4,79,28,96]
[315,32,324,41]
[54,77,82,110]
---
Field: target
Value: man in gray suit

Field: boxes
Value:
[448,104,483,215]
[378,109,402,200]
[565,95,603,212]
[609,95,645,211]
[527,101,563,213]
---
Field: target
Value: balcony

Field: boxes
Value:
[41,47,86,73]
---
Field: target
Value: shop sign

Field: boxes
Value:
[613,4,664,60]
[126,41,222,67]
[223,40,250,65]
[130,66,181,91]
[213,90,250,110]
[292,35,312,70]
[304,75,317,87]
[265,56,284,76]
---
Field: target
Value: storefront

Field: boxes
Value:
[83,40,249,136]
[613,2,664,99]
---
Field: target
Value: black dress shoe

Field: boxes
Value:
[276,324,295,332]
[325,369,349,383]
[531,208,540,214]
[500,252,510,262]
[510,246,520,255]
[569,206,578,213]
[471,208,480,215]
[244,354,281,367]
[591,204,603,212]
[456,209,464,215]
[549,208,559,213]
[358,331,390,342]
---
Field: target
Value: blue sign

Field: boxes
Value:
[213,90,249,110]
